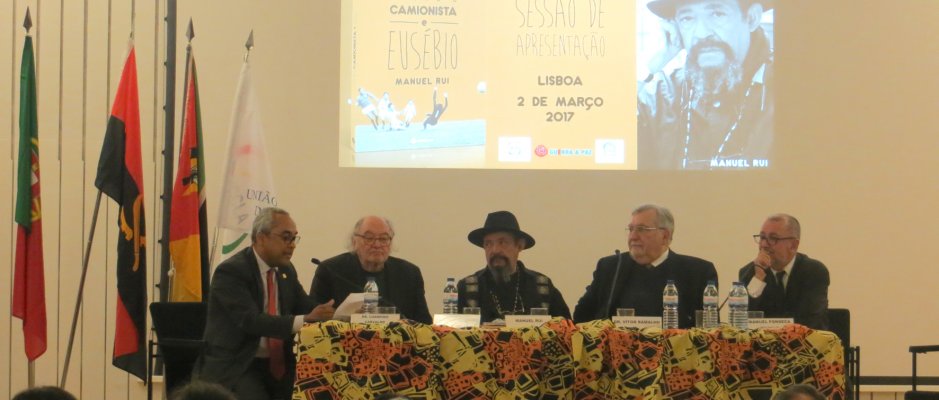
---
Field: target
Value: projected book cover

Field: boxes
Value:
[338,0,773,170]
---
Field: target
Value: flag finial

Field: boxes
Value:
[186,18,194,42]
[244,30,254,62]
[24,7,33,33]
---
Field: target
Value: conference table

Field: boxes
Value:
[292,319,845,399]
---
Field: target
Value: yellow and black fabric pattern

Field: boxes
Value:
[292,319,844,399]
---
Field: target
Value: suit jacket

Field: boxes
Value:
[457,261,571,324]
[738,252,830,330]
[573,250,717,328]
[194,247,317,389]
[309,252,432,324]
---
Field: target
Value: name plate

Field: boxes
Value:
[613,316,662,329]
[748,318,794,329]
[351,313,400,324]
[433,313,480,329]
[505,315,552,328]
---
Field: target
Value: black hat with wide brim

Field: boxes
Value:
[468,211,535,249]
[647,0,773,19]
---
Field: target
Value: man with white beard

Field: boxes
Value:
[638,0,774,169]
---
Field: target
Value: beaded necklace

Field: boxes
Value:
[488,274,524,317]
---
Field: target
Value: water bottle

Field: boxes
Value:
[702,280,719,329]
[662,280,679,329]
[728,282,749,330]
[442,278,458,314]
[363,277,379,314]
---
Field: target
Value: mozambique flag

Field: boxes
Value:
[94,43,147,380]
[169,51,209,302]
[12,34,47,362]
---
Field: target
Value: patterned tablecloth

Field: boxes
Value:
[293,319,844,400]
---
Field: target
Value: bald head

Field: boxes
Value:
[350,215,395,272]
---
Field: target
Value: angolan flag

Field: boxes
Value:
[94,42,147,380]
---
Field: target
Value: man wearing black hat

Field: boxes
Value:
[573,205,717,328]
[457,211,571,323]
[638,0,774,170]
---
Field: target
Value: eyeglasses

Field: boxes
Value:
[626,225,663,234]
[752,235,796,246]
[270,231,300,245]
[355,234,393,246]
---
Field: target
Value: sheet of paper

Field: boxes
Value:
[334,293,364,320]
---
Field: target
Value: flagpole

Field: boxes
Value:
[22,7,37,389]
[168,19,194,300]
[159,0,178,303]
[209,31,254,271]
[60,190,104,388]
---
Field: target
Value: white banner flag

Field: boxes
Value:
[215,59,277,259]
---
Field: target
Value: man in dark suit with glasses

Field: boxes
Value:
[739,213,830,330]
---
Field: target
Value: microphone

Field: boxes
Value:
[600,250,623,320]
[310,258,364,294]
[717,293,731,312]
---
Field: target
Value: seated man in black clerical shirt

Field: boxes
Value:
[457,211,570,323]
[309,215,432,324]
[573,204,717,328]
[739,213,830,330]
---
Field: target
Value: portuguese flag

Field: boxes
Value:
[12,34,47,362]
[169,51,209,302]
[94,43,147,379]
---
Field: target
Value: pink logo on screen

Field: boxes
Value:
[534,145,548,157]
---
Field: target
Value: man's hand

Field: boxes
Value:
[304,299,335,322]
[752,250,772,281]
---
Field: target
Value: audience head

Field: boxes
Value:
[627,204,674,265]
[12,386,77,400]
[169,381,237,400]
[375,393,410,400]
[350,215,395,272]
[774,384,825,400]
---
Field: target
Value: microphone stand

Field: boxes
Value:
[600,250,623,320]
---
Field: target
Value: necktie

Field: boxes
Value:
[775,270,787,294]
[267,269,286,380]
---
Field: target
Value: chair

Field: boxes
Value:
[148,302,207,400]
[827,308,860,400]
[905,345,939,400]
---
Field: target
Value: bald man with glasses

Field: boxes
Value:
[196,207,334,399]
[309,216,432,324]
[738,214,830,330]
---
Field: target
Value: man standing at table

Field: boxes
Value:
[309,215,432,324]
[195,207,335,400]
[573,204,717,328]
[739,214,830,330]
[458,211,570,323]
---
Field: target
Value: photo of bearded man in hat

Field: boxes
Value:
[637,0,774,170]
[457,211,571,324]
